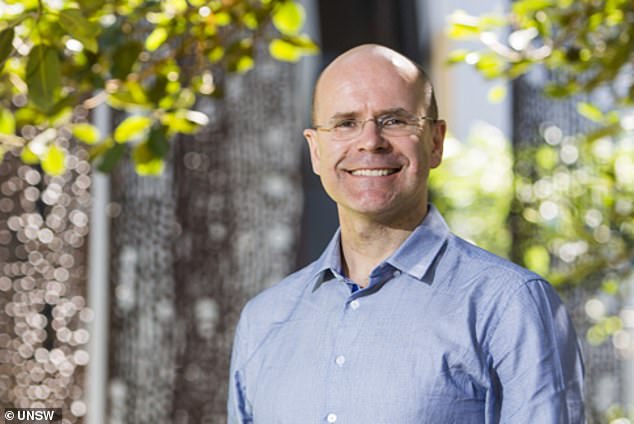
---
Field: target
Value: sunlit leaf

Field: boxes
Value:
[269,39,302,62]
[41,144,66,175]
[214,12,231,26]
[446,49,470,64]
[209,46,224,63]
[72,123,101,144]
[235,55,254,73]
[544,82,574,98]
[132,141,164,175]
[145,27,169,51]
[487,85,507,103]
[114,116,153,143]
[577,102,604,123]
[242,12,258,30]
[26,45,61,111]
[475,52,505,79]
[535,145,558,170]
[601,278,619,295]
[59,8,101,53]
[20,145,40,165]
[273,1,305,35]
[523,245,550,275]
[512,0,554,15]
[161,111,197,134]
[0,28,15,65]
[0,108,16,134]
[447,22,480,39]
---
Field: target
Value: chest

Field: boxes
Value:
[245,286,490,423]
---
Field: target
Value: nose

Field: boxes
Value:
[357,119,389,152]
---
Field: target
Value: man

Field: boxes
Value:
[228,44,584,423]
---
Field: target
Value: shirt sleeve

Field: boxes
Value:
[227,312,253,424]
[487,279,585,423]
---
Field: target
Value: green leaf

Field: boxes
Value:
[147,125,169,157]
[145,27,169,51]
[214,12,232,26]
[269,39,302,62]
[111,41,143,79]
[114,115,153,143]
[0,28,15,65]
[523,245,550,275]
[544,82,575,98]
[41,144,66,175]
[20,145,40,165]
[475,52,505,79]
[446,49,470,64]
[0,108,16,134]
[512,0,554,15]
[72,123,101,144]
[59,8,101,53]
[535,145,558,170]
[26,45,61,111]
[132,141,165,175]
[242,12,258,30]
[487,85,507,103]
[272,1,305,35]
[97,142,126,173]
[283,34,319,52]
[208,46,224,63]
[160,110,198,134]
[230,55,254,73]
[77,0,106,14]
[148,75,169,103]
[577,102,604,123]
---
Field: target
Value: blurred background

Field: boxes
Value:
[0,0,633,423]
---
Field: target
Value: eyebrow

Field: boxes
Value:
[327,107,415,121]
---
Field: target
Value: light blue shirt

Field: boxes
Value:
[228,205,585,423]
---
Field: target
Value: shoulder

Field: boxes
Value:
[441,233,544,291]
[434,233,565,323]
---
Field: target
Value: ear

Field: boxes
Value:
[303,128,321,175]
[429,119,446,169]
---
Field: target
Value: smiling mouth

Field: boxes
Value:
[349,168,400,176]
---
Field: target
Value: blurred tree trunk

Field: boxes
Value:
[107,56,305,423]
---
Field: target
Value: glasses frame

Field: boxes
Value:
[313,115,438,141]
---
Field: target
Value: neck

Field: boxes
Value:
[338,204,428,287]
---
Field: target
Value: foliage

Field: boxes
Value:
[0,0,317,175]
[445,2,634,419]
[429,122,513,258]
[447,0,633,111]
[512,123,634,290]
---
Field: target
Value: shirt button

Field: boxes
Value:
[327,413,337,423]
[393,270,401,277]
[335,355,346,366]
[350,300,360,310]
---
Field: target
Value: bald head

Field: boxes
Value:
[312,44,438,124]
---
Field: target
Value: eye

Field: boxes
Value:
[333,119,359,129]
[381,116,408,128]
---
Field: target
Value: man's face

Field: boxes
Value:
[304,52,445,225]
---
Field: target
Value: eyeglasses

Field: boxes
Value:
[313,115,437,141]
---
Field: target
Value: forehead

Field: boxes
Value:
[315,54,423,120]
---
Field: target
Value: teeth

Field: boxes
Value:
[350,169,396,176]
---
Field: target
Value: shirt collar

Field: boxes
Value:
[310,204,450,291]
